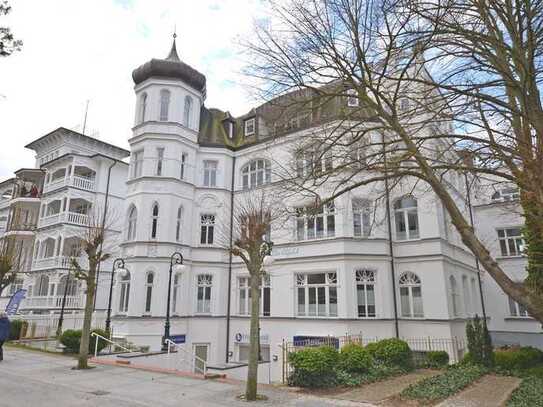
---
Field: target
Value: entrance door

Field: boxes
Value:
[193,344,209,374]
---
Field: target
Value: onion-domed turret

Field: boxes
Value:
[132,35,206,93]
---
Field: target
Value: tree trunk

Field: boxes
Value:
[245,270,261,401]
[77,261,96,369]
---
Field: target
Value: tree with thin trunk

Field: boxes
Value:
[70,209,112,369]
[222,191,280,401]
[0,236,18,296]
[0,1,22,57]
[242,0,543,322]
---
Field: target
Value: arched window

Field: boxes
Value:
[58,274,77,297]
[144,271,154,313]
[241,159,271,190]
[356,269,376,317]
[139,93,147,124]
[127,206,137,241]
[159,89,171,121]
[399,272,423,317]
[462,275,471,316]
[175,206,183,242]
[183,95,193,128]
[172,273,181,314]
[394,196,419,240]
[450,276,460,317]
[151,203,159,239]
[353,198,372,237]
[36,274,49,297]
[119,271,131,313]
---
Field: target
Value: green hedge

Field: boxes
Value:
[339,343,373,374]
[401,364,487,402]
[60,329,109,354]
[366,338,413,370]
[507,377,543,407]
[426,351,450,368]
[8,319,28,340]
[288,346,339,388]
[494,347,543,373]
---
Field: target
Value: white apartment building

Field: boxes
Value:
[0,37,539,382]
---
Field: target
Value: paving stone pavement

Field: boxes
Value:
[0,347,375,407]
[436,374,521,407]
[329,370,440,404]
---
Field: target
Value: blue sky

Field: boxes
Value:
[0,0,269,178]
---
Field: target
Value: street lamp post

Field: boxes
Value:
[162,252,185,351]
[105,258,125,333]
[56,268,72,338]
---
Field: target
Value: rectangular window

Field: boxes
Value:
[238,276,271,316]
[203,160,218,187]
[156,148,164,176]
[295,202,335,241]
[244,118,255,136]
[133,150,143,178]
[356,269,376,317]
[180,153,187,180]
[347,89,359,107]
[197,275,212,313]
[508,297,530,317]
[497,228,525,256]
[200,214,215,244]
[296,273,338,317]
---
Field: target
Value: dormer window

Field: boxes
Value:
[244,118,255,136]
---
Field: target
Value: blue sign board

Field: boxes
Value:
[168,334,186,344]
[5,289,27,316]
[293,335,339,349]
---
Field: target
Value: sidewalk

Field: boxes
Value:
[0,346,374,407]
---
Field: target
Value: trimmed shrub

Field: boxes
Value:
[339,343,373,373]
[401,364,487,402]
[8,319,28,340]
[288,346,339,388]
[494,347,543,373]
[366,338,413,370]
[425,351,450,368]
[60,328,109,354]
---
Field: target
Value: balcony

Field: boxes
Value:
[43,175,96,194]
[32,256,77,271]
[24,295,83,309]
[39,211,89,228]
[5,222,37,236]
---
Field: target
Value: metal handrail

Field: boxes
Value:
[91,332,134,357]
[164,339,207,375]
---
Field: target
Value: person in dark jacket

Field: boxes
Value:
[0,311,10,361]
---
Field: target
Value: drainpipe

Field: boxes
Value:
[93,158,118,310]
[463,172,488,324]
[382,132,400,338]
[225,154,236,363]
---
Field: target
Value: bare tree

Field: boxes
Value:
[219,191,283,401]
[70,208,115,369]
[0,1,22,57]
[242,0,543,321]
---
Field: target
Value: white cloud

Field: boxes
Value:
[0,0,269,178]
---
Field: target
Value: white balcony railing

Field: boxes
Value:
[25,295,83,309]
[43,175,95,194]
[32,256,79,270]
[38,211,89,228]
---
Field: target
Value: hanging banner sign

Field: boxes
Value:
[5,289,27,315]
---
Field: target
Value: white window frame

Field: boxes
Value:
[238,276,271,317]
[172,273,181,315]
[127,206,137,241]
[244,118,255,136]
[150,203,159,239]
[159,89,170,121]
[196,274,213,314]
[296,272,338,317]
[394,196,420,240]
[356,269,376,318]
[133,150,144,178]
[203,160,218,187]
[353,198,372,237]
[180,153,187,180]
[156,147,164,176]
[139,93,147,124]
[497,227,525,257]
[144,271,154,314]
[200,214,215,245]
[399,272,424,318]
[175,206,183,242]
[508,296,530,318]
[118,272,131,313]
[347,89,359,107]
[183,95,193,128]
[295,202,335,241]
[450,276,461,317]
[241,159,271,190]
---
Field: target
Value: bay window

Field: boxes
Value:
[296,202,335,241]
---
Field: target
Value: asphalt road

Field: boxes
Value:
[0,346,371,407]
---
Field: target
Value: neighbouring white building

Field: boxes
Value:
[0,37,540,382]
